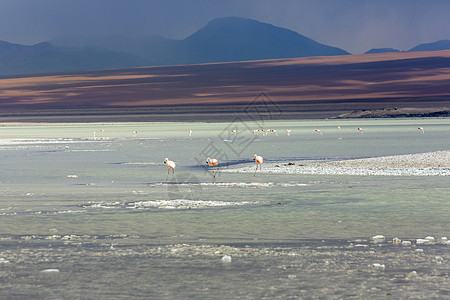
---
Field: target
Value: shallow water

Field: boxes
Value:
[1,119,449,298]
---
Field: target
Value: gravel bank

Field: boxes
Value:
[226,150,450,176]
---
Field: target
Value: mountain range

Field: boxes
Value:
[1,17,449,76]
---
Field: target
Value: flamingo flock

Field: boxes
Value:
[88,125,426,179]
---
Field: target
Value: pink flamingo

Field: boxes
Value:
[231,130,237,135]
[418,127,424,134]
[286,129,292,136]
[206,157,219,178]
[315,129,322,136]
[357,127,363,135]
[164,158,176,175]
[132,131,138,137]
[253,154,263,177]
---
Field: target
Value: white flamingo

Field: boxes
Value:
[418,127,424,134]
[253,154,263,177]
[132,131,138,137]
[315,129,322,136]
[337,126,341,131]
[206,157,219,178]
[253,129,259,135]
[188,129,192,137]
[286,129,292,136]
[164,158,176,175]
[231,130,237,135]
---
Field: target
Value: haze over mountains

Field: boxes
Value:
[0,17,449,76]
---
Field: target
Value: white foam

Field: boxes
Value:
[41,269,60,273]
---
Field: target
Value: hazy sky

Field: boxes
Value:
[1,0,449,54]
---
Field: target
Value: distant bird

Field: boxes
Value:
[253,129,259,135]
[206,157,219,178]
[357,127,363,135]
[188,129,192,137]
[337,126,341,131]
[100,129,105,133]
[132,131,138,137]
[315,129,322,135]
[231,129,237,135]
[164,158,176,175]
[418,127,424,134]
[271,129,278,136]
[253,154,263,177]
[286,129,292,136]
[93,131,96,139]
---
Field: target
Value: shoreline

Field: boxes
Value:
[225,150,450,176]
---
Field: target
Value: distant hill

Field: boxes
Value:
[365,48,401,54]
[408,39,450,52]
[0,41,151,76]
[0,17,349,76]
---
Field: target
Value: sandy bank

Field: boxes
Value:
[225,150,450,176]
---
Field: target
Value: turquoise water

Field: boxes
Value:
[0,119,449,298]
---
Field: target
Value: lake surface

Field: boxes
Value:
[1,119,449,299]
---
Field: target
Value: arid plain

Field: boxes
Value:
[1,50,449,122]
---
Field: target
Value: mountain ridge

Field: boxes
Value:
[1,17,349,76]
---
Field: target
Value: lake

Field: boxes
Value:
[1,119,449,298]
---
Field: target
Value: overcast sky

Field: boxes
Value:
[1,0,449,54]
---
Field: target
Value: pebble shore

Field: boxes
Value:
[227,150,450,176]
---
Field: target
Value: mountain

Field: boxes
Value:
[174,17,349,64]
[408,40,450,52]
[1,17,350,76]
[365,48,401,54]
[49,34,177,64]
[0,41,151,76]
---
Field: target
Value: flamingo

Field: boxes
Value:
[271,129,278,136]
[337,126,341,131]
[252,129,259,135]
[231,129,237,135]
[418,127,424,134]
[164,158,176,175]
[253,154,263,177]
[206,157,219,178]
[286,129,292,136]
[93,131,96,139]
[188,129,192,137]
[315,129,322,135]
[357,127,363,135]
[132,131,138,137]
